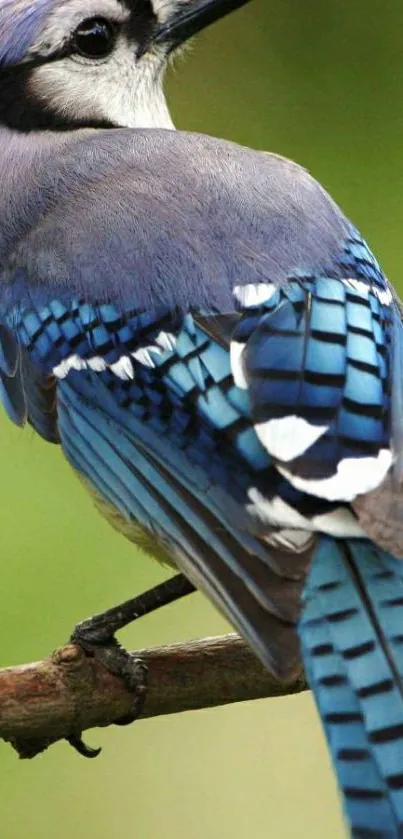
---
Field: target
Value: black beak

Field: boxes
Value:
[150,0,252,52]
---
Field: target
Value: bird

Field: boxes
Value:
[1,0,403,835]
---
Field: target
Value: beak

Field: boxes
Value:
[149,0,252,52]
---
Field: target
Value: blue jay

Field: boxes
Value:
[1,0,403,834]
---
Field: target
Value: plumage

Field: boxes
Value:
[0,0,55,66]
[1,0,403,835]
[301,538,403,837]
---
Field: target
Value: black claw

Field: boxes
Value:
[66,575,194,755]
[67,734,102,759]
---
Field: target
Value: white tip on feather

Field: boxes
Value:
[230,341,248,389]
[88,357,107,372]
[312,508,366,538]
[110,356,134,380]
[53,361,69,379]
[246,489,310,529]
[255,416,328,462]
[155,331,177,352]
[266,529,314,552]
[247,487,366,540]
[53,352,135,380]
[132,347,159,368]
[344,278,392,306]
[278,449,393,502]
[69,355,88,372]
[233,282,276,308]
[53,354,88,379]
[345,278,370,299]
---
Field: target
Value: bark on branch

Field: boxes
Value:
[0,634,307,759]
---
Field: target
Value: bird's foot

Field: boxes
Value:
[67,574,195,757]
[67,630,148,758]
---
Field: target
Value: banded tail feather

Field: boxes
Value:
[300,538,403,838]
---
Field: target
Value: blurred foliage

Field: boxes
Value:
[1,1,403,837]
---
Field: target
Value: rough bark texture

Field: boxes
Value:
[0,634,307,759]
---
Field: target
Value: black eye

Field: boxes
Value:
[71,17,116,59]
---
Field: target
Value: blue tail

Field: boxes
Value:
[300,537,403,837]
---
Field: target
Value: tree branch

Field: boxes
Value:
[0,634,307,759]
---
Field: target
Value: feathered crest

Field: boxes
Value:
[0,0,55,66]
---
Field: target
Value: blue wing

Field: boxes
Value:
[2,296,318,678]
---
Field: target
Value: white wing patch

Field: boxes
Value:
[132,347,160,368]
[109,356,134,381]
[230,341,248,389]
[87,357,107,373]
[312,508,365,538]
[233,282,277,308]
[52,335,177,381]
[278,449,393,502]
[53,354,89,378]
[247,487,366,539]
[344,278,392,306]
[155,331,177,352]
[255,415,329,462]
[247,490,312,529]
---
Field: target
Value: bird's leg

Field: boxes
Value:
[71,573,195,647]
[68,574,195,757]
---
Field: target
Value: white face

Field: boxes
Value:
[26,0,175,129]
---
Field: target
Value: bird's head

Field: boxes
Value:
[0,0,250,132]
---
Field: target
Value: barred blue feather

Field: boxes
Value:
[301,538,403,837]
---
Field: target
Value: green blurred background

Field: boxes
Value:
[1,0,403,836]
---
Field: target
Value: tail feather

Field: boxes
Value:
[300,537,403,837]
